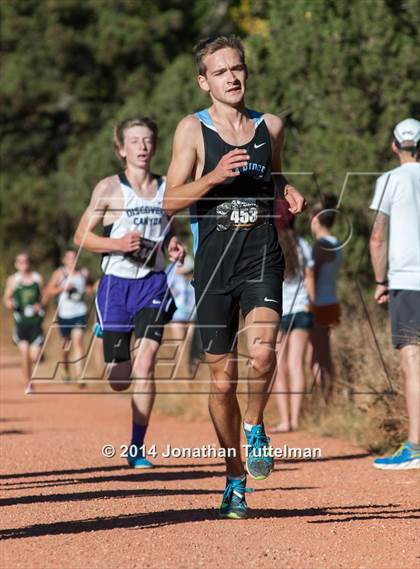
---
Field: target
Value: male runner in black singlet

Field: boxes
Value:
[164,35,307,518]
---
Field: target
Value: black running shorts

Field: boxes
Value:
[13,322,44,346]
[103,307,168,363]
[195,273,283,355]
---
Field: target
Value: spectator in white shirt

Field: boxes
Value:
[370,118,420,470]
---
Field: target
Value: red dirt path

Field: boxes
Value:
[1,352,419,569]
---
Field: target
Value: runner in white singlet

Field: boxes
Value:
[44,249,92,383]
[73,117,186,469]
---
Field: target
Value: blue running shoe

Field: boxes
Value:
[373,442,420,470]
[244,423,274,480]
[127,446,154,469]
[219,476,253,519]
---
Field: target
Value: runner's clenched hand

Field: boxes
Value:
[209,149,249,185]
[118,231,141,253]
[168,236,186,263]
[284,185,307,214]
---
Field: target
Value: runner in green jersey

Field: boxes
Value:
[3,253,45,394]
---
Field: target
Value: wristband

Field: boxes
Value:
[275,175,289,198]
[375,279,388,286]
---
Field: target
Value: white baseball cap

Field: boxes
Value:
[393,118,420,145]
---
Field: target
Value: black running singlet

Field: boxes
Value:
[190,108,284,293]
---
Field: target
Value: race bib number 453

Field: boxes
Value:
[216,200,259,231]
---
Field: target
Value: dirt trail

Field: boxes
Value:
[1,351,419,569]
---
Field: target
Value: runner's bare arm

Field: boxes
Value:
[163,116,249,216]
[34,275,45,313]
[74,178,140,254]
[266,114,287,199]
[36,275,45,297]
[265,114,307,214]
[82,268,95,295]
[3,276,16,310]
[42,269,66,305]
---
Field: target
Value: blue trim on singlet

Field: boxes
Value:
[195,109,217,131]
[248,109,264,126]
[196,108,264,129]
[189,203,199,255]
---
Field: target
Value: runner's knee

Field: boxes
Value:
[249,348,275,375]
[210,376,236,398]
[131,350,154,382]
[131,357,154,379]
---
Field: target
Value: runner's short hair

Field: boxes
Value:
[113,117,158,160]
[194,35,246,76]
